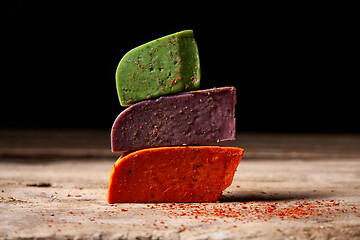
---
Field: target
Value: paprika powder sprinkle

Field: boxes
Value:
[143,198,356,224]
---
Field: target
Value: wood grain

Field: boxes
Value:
[1,130,360,239]
[1,129,360,159]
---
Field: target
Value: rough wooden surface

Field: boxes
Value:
[1,129,360,160]
[1,130,360,239]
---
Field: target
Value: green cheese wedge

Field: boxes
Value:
[116,30,200,106]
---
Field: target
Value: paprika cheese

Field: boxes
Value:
[107,146,244,203]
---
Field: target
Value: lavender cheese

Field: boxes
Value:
[111,87,236,152]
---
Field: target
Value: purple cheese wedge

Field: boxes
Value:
[111,87,236,152]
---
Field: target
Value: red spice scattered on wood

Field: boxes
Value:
[31,197,356,229]
[143,199,356,224]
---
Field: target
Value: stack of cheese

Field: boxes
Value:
[107,30,244,203]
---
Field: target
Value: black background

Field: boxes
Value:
[2,3,358,133]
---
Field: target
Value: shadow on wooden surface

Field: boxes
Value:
[220,189,333,203]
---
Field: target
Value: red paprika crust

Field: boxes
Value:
[107,146,244,203]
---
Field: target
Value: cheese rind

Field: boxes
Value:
[116,30,200,106]
[111,87,236,152]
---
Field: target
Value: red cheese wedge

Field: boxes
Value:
[107,146,244,203]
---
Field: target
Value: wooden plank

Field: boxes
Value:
[1,158,359,239]
[1,129,360,159]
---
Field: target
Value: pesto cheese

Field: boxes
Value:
[116,30,200,106]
